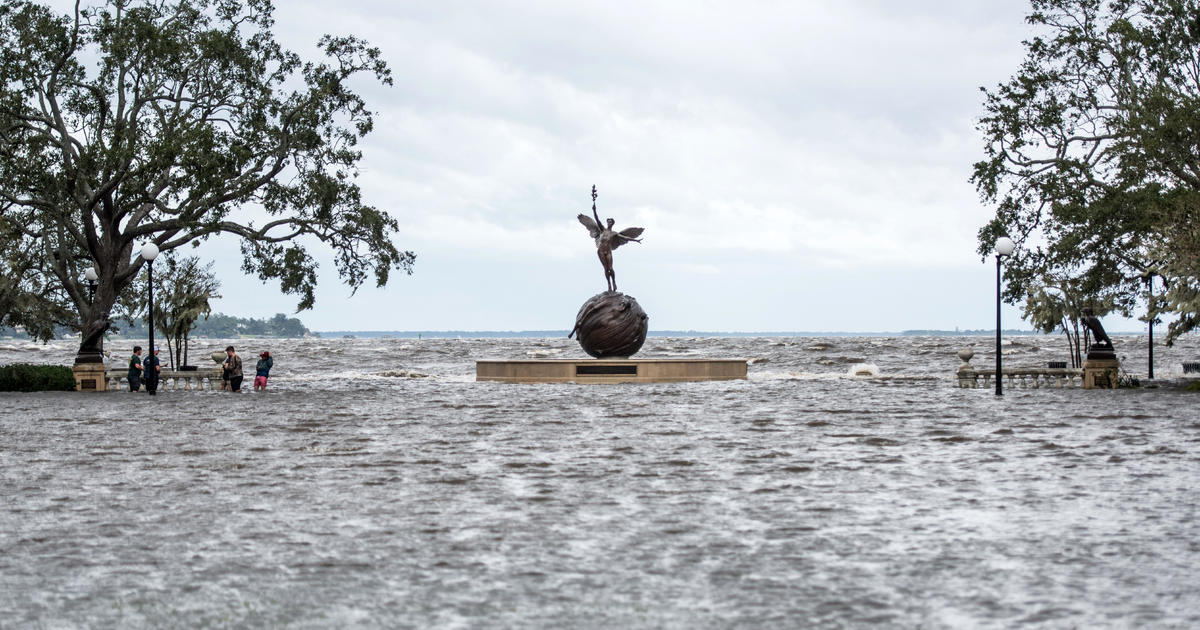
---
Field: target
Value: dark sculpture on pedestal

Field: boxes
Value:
[570,186,648,358]
[570,291,648,358]
[577,186,643,292]
[1082,307,1116,360]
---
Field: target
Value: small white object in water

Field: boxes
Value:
[848,363,880,377]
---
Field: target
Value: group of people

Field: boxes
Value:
[125,345,162,395]
[125,345,274,393]
[218,346,274,392]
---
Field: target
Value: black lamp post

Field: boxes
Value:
[994,236,1014,396]
[84,266,98,304]
[1145,271,1157,380]
[72,266,104,367]
[140,243,160,395]
[70,264,106,391]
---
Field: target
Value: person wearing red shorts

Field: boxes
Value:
[254,351,273,391]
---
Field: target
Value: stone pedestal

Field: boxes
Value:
[477,358,747,383]
[73,362,109,392]
[1082,358,1119,389]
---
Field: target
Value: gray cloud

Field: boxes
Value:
[40,0,1040,330]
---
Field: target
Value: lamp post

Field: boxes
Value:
[84,267,98,305]
[71,264,107,390]
[141,243,160,396]
[994,237,1015,396]
[1145,271,1157,380]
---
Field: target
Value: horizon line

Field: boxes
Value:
[309,328,1149,337]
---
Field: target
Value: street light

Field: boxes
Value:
[141,243,160,396]
[994,236,1014,396]
[72,265,104,370]
[84,266,98,305]
[1145,271,1157,380]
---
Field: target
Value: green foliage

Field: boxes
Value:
[0,210,74,341]
[121,254,220,367]
[0,363,75,391]
[1186,381,1200,393]
[973,0,1200,343]
[116,312,308,338]
[197,312,308,337]
[0,0,414,358]
[1022,276,1122,367]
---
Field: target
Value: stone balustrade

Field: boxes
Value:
[955,347,1084,389]
[100,350,233,391]
[106,368,223,391]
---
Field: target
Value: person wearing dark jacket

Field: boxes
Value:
[144,347,161,395]
[127,346,144,392]
[254,351,273,391]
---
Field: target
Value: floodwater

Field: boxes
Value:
[2,334,1199,628]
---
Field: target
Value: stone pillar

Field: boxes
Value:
[956,347,976,388]
[1083,359,1120,389]
[1082,344,1119,389]
[73,362,109,392]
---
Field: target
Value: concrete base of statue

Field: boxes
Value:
[476,358,747,384]
[73,362,109,392]
[1082,358,1120,389]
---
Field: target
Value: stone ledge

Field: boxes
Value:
[477,358,748,384]
[105,368,223,391]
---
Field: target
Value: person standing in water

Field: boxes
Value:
[127,346,143,392]
[144,347,161,395]
[254,351,273,391]
[223,346,244,392]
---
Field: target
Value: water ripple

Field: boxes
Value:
[1,334,1199,627]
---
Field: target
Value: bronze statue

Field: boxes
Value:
[578,186,643,292]
[1082,308,1113,348]
[569,290,648,358]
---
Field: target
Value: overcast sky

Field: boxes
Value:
[70,1,1121,332]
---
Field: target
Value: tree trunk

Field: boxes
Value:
[165,324,180,370]
[1072,320,1083,368]
[1061,323,1074,369]
[75,285,117,365]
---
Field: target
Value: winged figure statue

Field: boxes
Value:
[577,185,643,292]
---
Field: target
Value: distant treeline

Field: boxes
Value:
[116,313,310,338]
[900,329,1041,336]
[0,313,309,339]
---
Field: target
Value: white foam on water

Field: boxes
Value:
[848,362,881,377]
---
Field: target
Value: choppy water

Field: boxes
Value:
[2,334,1199,628]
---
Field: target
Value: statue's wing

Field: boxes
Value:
[578,214,601,239]
[611,226,644,250]
[618,227,644,239]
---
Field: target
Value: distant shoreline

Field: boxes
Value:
[2,329,1156,342]
[310,329,1104,339]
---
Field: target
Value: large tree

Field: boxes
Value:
[0,0,413,360]
[972,0,1200,342]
